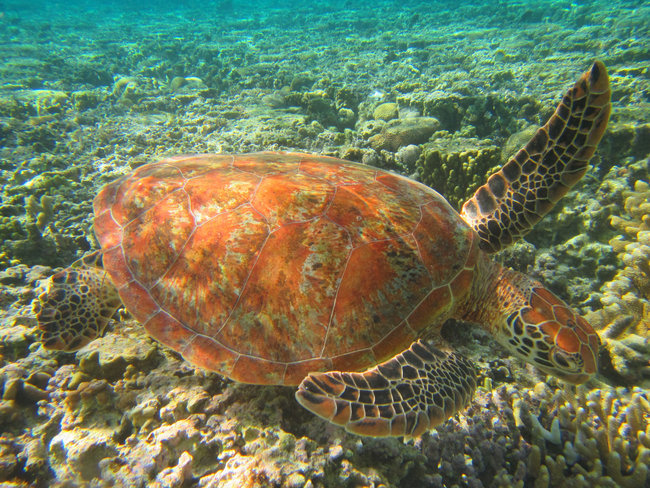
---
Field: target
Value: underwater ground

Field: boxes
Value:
[0,0,648,486]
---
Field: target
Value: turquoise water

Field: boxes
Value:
[0,0,648,487]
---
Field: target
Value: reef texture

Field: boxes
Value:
[508,381,650,488]
[2,297,649,488]
[584,161,650,387]
[416,135,501,209]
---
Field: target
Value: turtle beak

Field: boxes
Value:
[533,359,594,385]
[555,371,592,385]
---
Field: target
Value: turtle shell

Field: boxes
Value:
[93,152,479,385]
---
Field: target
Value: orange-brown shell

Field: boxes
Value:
[94,152,479,385]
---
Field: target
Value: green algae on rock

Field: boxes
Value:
[369,116,440,151]
[416,134,501,209]
[373,102,399,121]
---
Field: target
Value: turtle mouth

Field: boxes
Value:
[553,370,593,385]
[534,361,594,385]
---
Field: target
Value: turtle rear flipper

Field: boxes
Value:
[461,60,611,252]
[33,253,121,351]
[295,340,477,438]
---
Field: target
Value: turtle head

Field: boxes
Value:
[499,285,600,384]
[469,258,600,383]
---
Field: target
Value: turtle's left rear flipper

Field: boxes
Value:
[34,255,121,351]
[295,340,477,438]
[461,61,611,253]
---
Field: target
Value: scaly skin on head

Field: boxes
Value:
[35,264,121,352]
[461,254,600,383]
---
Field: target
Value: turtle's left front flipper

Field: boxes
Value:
[461,61,611,253]
[295,341,477,438]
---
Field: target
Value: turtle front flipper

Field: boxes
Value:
[33,252,121,351]
[461,61,611,252]
[295,341,477,438]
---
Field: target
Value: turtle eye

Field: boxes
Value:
[552,349,578,371]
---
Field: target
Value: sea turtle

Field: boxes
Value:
[34,61,610,438]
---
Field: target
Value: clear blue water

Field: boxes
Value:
[2,0,647,96]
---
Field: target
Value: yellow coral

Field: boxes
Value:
[606,180,650,324]
[585,177,650,385]
[25,194,54,234]
[515,384,650,488]
[417,136,501,208]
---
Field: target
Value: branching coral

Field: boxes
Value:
[25,194,54,234]
[585,174,650,386]
[511,383,650,488]
[605,179,650,330]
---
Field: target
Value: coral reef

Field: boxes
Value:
[0,0,647,272]
[0,158,91,270]
[510,381,650,488]
[604,179,650,334]
[584,163,650,387]
[416,134,501,209]
[369,116,440,152]
[3,293,649,488]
